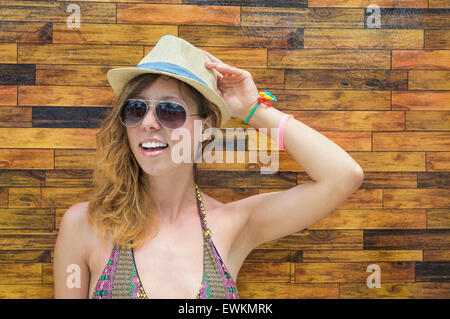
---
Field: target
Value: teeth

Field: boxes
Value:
[141,142,168,148]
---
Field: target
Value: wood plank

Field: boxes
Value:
[0,1,115,23]
[0,128,98,148]
[45,170,93,187]
[32,106,108,128]
[305,29,423,49]
[394,91,450,110]
[54,149,96,170]
[249,89,391,111]
[35,64,115,86]
[42,263,52,283]
[242,7,363,28]
[246,249,302,263]
[408,71,450,91]
[249,131,371,152]
[117,3,240,25]
[417,172,450,188]
[383,189,450,208]
[378,8,450,29]
[41,187,92,208]
[427,152,450,171]
[373,132,450,151]
[303,250,422,262]
[0,284,54,298]
[425,30,450,49]
[18,44,143,65]
[53,23,177,45]
[364,229,450,250]
[0,64,36,85]
[416,262,450,281]
[406,111,450,130]
[8,188,41,208]
[0,170,44,187]
[429,0,450,8]
[427,209,450,229]
[184,0,307,7]
[0,231,57,250]
[196,171,297,188]
[285,69,408,90]
[197,150,305,172]
[0,44,17,63]
[308,208,426,229]
[0,250,51,263]
[340,282,450,298]
[256,230,364,250]
[236,282,338,299]
[424,250,450,261]
[269,49,391,69]
[0,263,42,284]
[237,261,290,282]
[0,21,51,44]
[19,85,115,107]
[245,68,284,89]
[0,149,54,170]
[179,25,303,49]
[0,208,54,230]
[334,153,426,172]
[294,262,415,283]
[392,50,450,69]
[0,106,32,127]
[0,86,17,106]
[309,0,428,7]
[0,188,7,208]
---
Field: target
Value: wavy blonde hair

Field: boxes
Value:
[87,73,222,250]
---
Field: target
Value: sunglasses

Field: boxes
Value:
[120,99,205,129]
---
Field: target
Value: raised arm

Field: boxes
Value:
[228,105,364,255]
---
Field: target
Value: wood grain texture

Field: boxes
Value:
[0,1,448,299]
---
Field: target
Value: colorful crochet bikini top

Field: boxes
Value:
[91,183,239,299]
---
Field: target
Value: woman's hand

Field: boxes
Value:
[199,48,260,121]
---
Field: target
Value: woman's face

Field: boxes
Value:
[125,75,204,176]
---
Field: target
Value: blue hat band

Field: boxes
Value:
[136,62,207,86]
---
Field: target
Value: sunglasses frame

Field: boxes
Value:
[120,98,205,129]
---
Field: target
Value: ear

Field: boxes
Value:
[201,116,214,142]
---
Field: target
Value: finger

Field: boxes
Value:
[206,61,243,76]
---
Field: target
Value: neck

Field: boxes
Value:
[147,165,198,226]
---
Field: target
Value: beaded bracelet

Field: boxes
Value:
[244,91,277,124]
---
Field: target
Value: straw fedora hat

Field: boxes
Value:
[106,35,231,128]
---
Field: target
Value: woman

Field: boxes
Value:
[53,35,364,299]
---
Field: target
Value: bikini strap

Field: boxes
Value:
[195,183,212,239]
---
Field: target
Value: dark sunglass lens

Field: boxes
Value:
[156,102,186,129]
[121,100,147,126]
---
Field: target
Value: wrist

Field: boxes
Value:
[239,98,260,123]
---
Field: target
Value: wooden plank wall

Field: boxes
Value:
[0,0,449,299]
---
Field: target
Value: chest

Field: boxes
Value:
[132,227,206,298]
[87,208,236,298]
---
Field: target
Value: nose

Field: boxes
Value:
[140,102,162,129]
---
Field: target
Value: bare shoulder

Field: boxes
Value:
[58,201,96,258]
[60,202,92,237]
[54,201,94,298]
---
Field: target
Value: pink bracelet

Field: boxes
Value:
[278,114,293,151]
